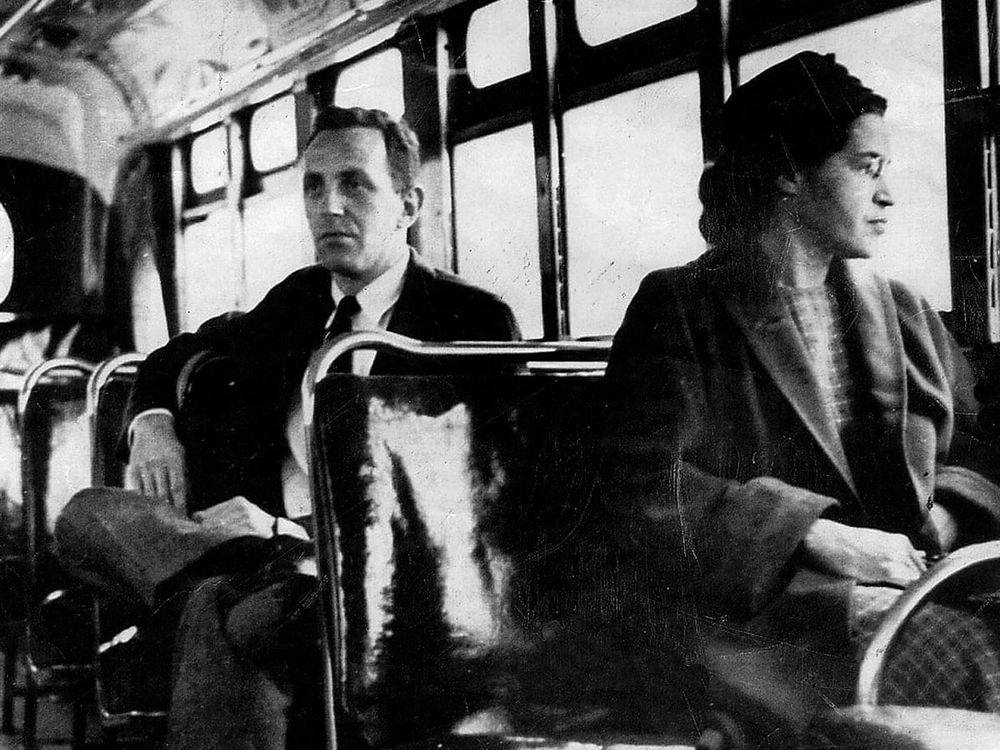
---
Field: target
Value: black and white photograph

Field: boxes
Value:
[0,1,998,749]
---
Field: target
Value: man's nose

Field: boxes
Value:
[324,188,346,215]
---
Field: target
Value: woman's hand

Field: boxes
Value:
[802,518,926,587]
[927,502,959,554]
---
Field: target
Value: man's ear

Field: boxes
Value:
[398,186,424,230]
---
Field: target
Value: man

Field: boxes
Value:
[55,106,519,748]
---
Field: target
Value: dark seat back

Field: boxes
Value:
[19,359,93,567]
[89,354,145,488]
[312,371,697,747]
[18,358,94,668]
[175,352,284,516]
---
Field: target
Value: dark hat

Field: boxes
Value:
[721,51,886,168]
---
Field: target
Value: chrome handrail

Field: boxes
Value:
[86,353,146,487]
[856,540,1000,705]
[302,330,610,427]
[17,357,94,426]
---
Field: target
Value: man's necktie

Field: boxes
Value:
[325,295,360,372]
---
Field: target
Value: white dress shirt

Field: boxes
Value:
[281,253,409,518]
[130,252,411,522]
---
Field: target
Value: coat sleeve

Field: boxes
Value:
[899,288,1000,546]
[602,271,838,618]
[119,312,246,457]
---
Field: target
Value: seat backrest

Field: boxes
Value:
[175,351,285,516]
[88,353,145,488]
[312,370,676,746]
[19,359,94,547]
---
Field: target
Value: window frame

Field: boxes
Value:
[159,0,995,344]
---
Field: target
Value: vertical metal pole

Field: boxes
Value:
[942,0,995,343]
[528,0,570,338]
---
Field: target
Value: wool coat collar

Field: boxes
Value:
[717,257,912,501]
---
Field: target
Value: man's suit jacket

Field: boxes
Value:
[126,251,520,515]
[603,253,1000,662]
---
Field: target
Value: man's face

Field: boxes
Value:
[302,126,419,285]
[794,113,894,260]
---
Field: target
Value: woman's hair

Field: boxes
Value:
[698,51,886,249]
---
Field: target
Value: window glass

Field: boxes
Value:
[564,72,705,337]
[0,202,13,305]
[466,0,530,88]
[243,192,312,308]
[250,95,298,173]
[181,212,238,329]
[130,241,169,353]
[190,126,229,194]
[576,0,695,46]
[335,48,405,118]
[741,2,950,309]
[453,124,543,337]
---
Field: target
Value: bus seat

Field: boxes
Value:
[807,541,1000,749]
[16,357,95,750]
[174,349,285,517]
[86,353,169,746]
[304,333,705,749]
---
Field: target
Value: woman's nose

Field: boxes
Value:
[874,177,893,208]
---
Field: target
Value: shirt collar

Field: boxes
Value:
[329,249,409,327]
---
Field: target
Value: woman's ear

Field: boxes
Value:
[775,172,801,198]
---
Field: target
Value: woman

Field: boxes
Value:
[604,51,1000,723]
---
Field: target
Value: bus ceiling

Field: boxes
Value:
[0,0,459,200]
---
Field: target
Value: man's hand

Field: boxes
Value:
[192,496,277,539]
[802,518,927,587]
[126,412,188,512]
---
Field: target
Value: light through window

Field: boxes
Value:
[243,191,311,308]
[250,95,298,173]
[575,0,695,46]
[564,72,705,337]
[181,213,237,329]
[190,126,229,194]
[453,124,543,337]
[335,48,405,118]
[466,0,530,88]
[0,202,12,305]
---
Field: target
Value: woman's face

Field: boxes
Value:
[792,113,894,260]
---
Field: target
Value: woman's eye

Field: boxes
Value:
[860,158,885,179]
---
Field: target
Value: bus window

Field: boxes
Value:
[250,95,298,173]
[564,72,705,337]
[180,212,238,329]
[130,240,169,353]
[190,125,229,194]
[466,0,530,88]
[0,202,13,305]
[453,124,543,338]
[335,48,405,118]
[575,0,696,46]
[740,2,949,310]
[242,186,311,308]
